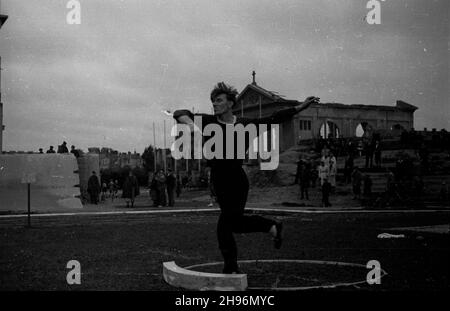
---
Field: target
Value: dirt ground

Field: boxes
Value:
[0,210,448,291]
[0,184,364,215]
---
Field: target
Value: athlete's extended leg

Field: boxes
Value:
[214,168,281,273]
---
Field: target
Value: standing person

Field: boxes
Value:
[301,162,311,200]
[176,173,182,198]
[108,180,116,201]
[321,178,332,207]
[294,159,310,200]
[294,156,303,184]
[101,182,108,201]
[87,171,101,205]
[38,148,44,154]
[352,167,363,200]
[113,180,119,198]
[318,161,329,187]
[344,154,354,184]
[166,169,176,207]
[328,152,337,190]
[174,82,319,273]
[374,141,382,168]
[122,170,140,208]
[386,170,396,197]
[147,172,156,205]
[58,141,69,153]
[321,149,330,170]
[357,140,363,157]
[155,169,167,207]
[46,146,56,153]
[70,145,80,158]
[364,139,374,168]
[149,174,159,206]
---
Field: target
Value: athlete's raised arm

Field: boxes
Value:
[243,96,320,125]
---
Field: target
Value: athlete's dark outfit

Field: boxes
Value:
[174,107,298,273]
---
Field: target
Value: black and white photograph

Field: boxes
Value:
[0,0,448,305]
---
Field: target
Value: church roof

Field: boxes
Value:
[237,83,286,102]
[395,100,418,111]
[311,101,418,112]
[236,79,418,114]
[0,14,8,28]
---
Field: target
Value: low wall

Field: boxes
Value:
[0,154,82,212]
[76,154,100,203]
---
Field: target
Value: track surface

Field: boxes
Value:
[0,210,449,290]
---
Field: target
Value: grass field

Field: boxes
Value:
[0,210,449,291]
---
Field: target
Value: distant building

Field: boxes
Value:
[233,72,418,151]
[88,147,101,154]
[118,151,144,169]
[88,147,143,169]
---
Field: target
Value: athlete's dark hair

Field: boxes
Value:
[210,82,238,107]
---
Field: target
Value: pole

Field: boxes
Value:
[0,56,2,102]
[0,56,3,153]
[188,107,195,175]
[173,119,177,174]
[27,183,31,228]
[163,119,167,172]
[153,122,156,172]
[258,95,262,163]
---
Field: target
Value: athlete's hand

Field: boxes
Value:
[176,115,194,125]
[175,115,202,133]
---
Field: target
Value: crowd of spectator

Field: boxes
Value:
[149,169,181,207]
[401,128,450,150]
[38,141,81,158]
[293,127,450,208]
[31,128,450,209]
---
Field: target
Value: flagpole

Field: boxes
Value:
[173,118,177,174]
[191,107,194,174]
[258,95,262,163]
[152,121,157,172]
[163,119,167,172]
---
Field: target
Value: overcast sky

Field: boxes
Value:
[0,0,448,153]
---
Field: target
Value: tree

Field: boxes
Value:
[142,145,156,172]
[132,166,148,187]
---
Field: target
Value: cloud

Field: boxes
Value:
[0,0,448,153]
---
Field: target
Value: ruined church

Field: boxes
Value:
[233,72,417,152]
